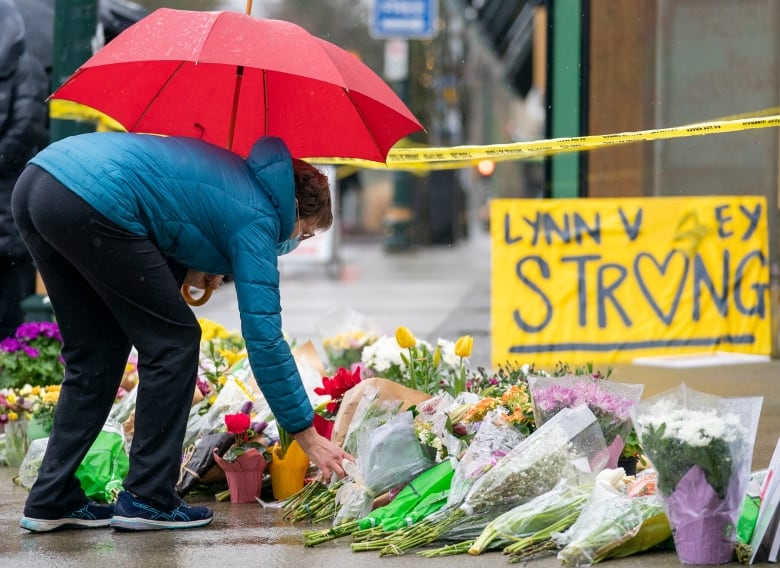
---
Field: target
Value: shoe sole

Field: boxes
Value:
[110,515,213,531]
[20,517,112,533]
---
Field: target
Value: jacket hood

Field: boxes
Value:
[246,136,296,242]
[0,0,24,78]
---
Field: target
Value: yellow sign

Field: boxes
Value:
[491,196,771,367]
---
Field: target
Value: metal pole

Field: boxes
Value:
[383,55,415,251]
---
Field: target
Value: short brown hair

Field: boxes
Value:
[292,159,333,232]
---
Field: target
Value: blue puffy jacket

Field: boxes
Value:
[30,131,313,433]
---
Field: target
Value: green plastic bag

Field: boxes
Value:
[75,420,129,503]
[357,459,454,531]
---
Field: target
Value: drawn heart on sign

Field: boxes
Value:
[634,250,690,325]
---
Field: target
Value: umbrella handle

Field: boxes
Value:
[181,284,213,306]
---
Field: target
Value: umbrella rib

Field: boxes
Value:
[343,88,384,160]
[130,60,189,133]
[263,69,268,137]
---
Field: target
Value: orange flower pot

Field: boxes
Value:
[213,448,267,504]
[268,440,310,500]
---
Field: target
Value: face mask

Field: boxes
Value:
[276,236,301,256]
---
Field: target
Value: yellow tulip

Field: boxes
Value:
[455,335,474,358]
[395,326,417,349]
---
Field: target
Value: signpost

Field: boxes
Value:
[373,0,436,250]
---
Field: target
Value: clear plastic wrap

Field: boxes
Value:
[183,372,269,448]
[554,480,670,566]
[316,306,381,371]
[461,404,607,516]
[333,411,434,525]
[447,409,526,507]
[468,481,590,554]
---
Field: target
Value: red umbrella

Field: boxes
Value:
[50,8,424,162]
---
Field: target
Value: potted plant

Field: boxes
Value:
[617,427,646,476]
[213,409,269,503]
[0,322,65,389]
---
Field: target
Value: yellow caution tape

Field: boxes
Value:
[49,99,126,132]
[310,113,780,171]
[50,100,780,172]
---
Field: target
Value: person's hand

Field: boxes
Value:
[184,270,224,290]
[292,426,354,479]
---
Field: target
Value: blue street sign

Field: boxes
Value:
[372,0,437,39]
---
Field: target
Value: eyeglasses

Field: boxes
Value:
[296,201,316,241]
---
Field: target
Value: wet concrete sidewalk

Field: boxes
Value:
[1,234,778,567]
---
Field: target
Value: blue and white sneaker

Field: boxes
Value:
[110,491,213,531]
[20,502,114,532]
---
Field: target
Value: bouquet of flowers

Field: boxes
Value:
[528,374,644,468]
[630,383,762,564]
[316,306,381,371]
[322,330,379,371]
[333,410,434,525]
[464,480,590,557]
[553,470,671,566]
[0,322,64,389]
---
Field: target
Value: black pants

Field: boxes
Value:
[11,165,200,515]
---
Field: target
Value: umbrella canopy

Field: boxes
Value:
[50,8,424,161]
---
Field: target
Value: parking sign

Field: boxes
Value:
[372,0,437,39]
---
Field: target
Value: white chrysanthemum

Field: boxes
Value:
[361,336,406,372]
[639,401,746,446]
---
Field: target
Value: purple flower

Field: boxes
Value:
[0,337,24,353]
[240,400,253,415]
[23,346,39,358]
[15,322,62,343]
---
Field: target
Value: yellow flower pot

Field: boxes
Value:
[268,440,309,500]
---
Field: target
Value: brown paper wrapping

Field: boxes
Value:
[292,340,327,377]
[331,377,431,448]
